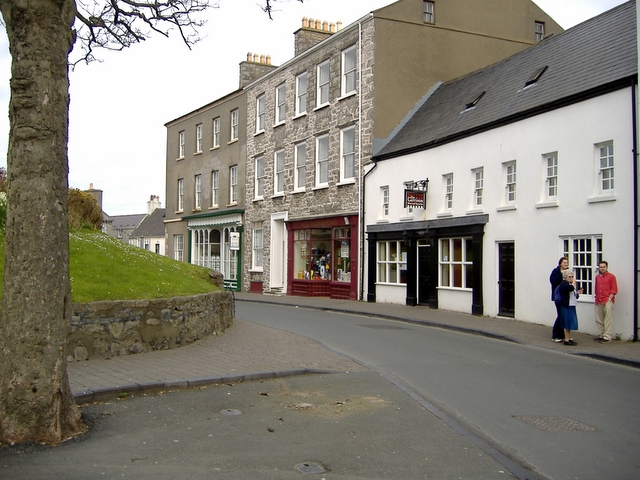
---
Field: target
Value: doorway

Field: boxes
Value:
[417,243,431,305]
[498,242,515,317]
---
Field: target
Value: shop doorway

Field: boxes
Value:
[417,244,431,305]
[498,242,515,317]
[270,213,288,291]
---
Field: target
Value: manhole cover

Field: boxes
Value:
[295,462,326,474]
[220,409,242,416]
[513,415,597,432]
[359,324,408,330]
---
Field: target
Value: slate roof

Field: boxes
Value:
[130,208,166,238]
[374,1,637,161]
[109,214,146,230]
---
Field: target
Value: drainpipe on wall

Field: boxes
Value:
[632,81,639,341]
[357,18,364,301]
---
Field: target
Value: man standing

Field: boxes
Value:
[594,261,618,343]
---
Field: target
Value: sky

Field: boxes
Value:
[0,0,631,215]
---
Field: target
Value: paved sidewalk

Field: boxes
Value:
[68,292,639,402]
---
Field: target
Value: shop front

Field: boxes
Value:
[287,215,358,300]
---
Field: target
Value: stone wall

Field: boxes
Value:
[68,291,233,361]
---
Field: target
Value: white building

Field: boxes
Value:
[365,1,638,339]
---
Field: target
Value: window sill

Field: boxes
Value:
[376,218,390,224]
[175,210,184,214]
[375,282,407,287]
[293,112,307,120]
[313,185,329,191]
[228,139,238,145]
[209,206,219,210]
[338,91,357,101]
[253,197,264,203]
[437,286,473,292]
[193,151,202,156]
[192,208,202,213]
[399,215,414,222]
[437,212,453,218]
[210,146,220,151]
[536,200,558,209]
[249,268,263,273]
[497,204,517,212]
[313,103,330,112]
[271,193,284,199]
[292,189,306,195]
[176,157,185,162]
[466,208,484,215]
[337,179,356,186]
[226,202,238,207]
[273,121,285,128]
[254,130,265,137]
[588,194,617,204]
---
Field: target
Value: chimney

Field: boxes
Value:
[238,52,278,88]
[147,195,161,214]
[294,18,338,56]
[85,183,103,211]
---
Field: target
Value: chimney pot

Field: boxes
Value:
[266,55,271,65]
[260,54,265,64]
[337,21,342,31]
[247,52,252,61]
[322,20,328,31]
[253,53,258,62]
[330,22,336,33]
[302,17,308,28]
[89,183,94,189]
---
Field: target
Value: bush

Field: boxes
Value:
[0,192,6,232]
[68,189,102,230]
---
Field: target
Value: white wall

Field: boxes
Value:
[365,89,635,338]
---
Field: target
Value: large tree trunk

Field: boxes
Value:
[0,0,85,444]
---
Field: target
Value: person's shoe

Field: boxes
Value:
[598,338,611,343]
[564,340,578,346]
[594,336,603,342]
[552,338,563,343]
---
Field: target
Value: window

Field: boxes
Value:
[252,226,264,269]
[274,149,285,194]
[317,60,330,107]
[177,178,184,211]
[444,173,453,210]
[293,228,351,282]
[598,142,614,192]
[192,228,221,270]
[275,83,286,124]
[212,117,220,148]
[195,123,203,153]
[211,170,219,207]
[223,227,238,281]
[473,168,483,207]
[504,161,517,203]
[173,234,184,262]
[256,94,266,133]
[194,174,202,209]
[230,165,238,203]
[382,186,389,216]
[535,21,545,41]
[341,46,356,96]
[178,131,185,158]
[562,235,603,296]
[255,156,264,199]
[294,142,306,191]
[316,135,329,187]
[296,72,307,115]
[340,126,355,182]
[377,241,408,284]
[545,153,558,198]
[423,1,435,23]
[440,238,473,289]
[230,109,239,141]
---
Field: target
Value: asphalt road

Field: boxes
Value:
[237,302,640,480]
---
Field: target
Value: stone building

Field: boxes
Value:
[164,57,276,290]
[241,0,562,300]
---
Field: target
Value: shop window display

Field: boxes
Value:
[294,227,351,282]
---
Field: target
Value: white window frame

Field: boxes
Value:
[275,83,286,124]
[194,174,202,210]
[255,156,264,199]
[195,123,203,153]
[439,238,473,289]
[256,94,266,133]
[230,109,239,141]
[598,141,614,193]
[444,173,453,210]
[340,126,355,182]
[472,167,483,207]
[178,130,185,158]
[561,235,603,298]
[341,45,357,96]
[177,178,184,212]
[296,72,307,116]
[423,1,435,23]
[376,240,407,285]
[317,60,330,107]
[274,149,285,195]
[212,117,220,148]
[211,170,219,207]
[229,165,238,204]
[381,186,389,217]
[252,227,264,270]
[173,234,184,262]
[535,21,545,41]
[545,152,558,199]
[315,134,329,187]
[504,161,517,204]
[294,142,306,191]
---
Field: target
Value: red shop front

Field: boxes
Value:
[287,215,358,300]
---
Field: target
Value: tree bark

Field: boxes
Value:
[0,0,85,444]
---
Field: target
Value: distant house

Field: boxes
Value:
[366,1,638,339]
[129,196,166,255]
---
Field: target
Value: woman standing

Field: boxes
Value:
[549,257,569,342]
[556,269,582,346]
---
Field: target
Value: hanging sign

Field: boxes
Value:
[229,232,240,250]
[404,189,426,209]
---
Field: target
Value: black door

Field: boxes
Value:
[417,245,431,305]
[498,242,515,317]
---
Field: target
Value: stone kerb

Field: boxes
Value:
[68,291,233,361]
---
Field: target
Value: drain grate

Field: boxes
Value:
[359,324,409,330]
[220,409,242,416]
[295,462,326,474]
[513,415,598,432]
